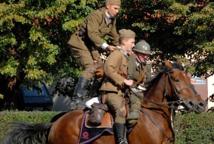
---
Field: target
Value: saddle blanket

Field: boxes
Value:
[79,112,114,144]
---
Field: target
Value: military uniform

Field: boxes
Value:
[128,54,146,85]
[68,0,121,109]
[100,29,135,144]
[100,48,128,124]
[127,54,146,124]
[127,40,151,125]
[68,7,119,79]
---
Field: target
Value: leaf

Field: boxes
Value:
[0,93,4,99]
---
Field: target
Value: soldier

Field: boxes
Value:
[127,40,151,126]
[67,0,121,108]
[100,29,135,144]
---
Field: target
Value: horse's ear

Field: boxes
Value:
[163,60,173,69]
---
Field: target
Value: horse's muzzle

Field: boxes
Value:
[182,100,207,113]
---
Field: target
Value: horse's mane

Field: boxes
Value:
[145,61,184,93]
[145,65,168,91]
[145,71,164,92]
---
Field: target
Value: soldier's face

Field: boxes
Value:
[106,4,120,18]
[136,53,149,63]
[122,38,135,53]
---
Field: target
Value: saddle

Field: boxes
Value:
[79,110,114,144]
[79,99,137,143]
[86,111,113,128]
[87,103,110,126]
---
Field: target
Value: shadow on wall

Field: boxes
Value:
[52,77,76,111]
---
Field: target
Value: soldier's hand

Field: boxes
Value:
[107,45,116,51]
[124,79,134,86]
[127,49,134,55]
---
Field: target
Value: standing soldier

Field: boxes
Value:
[68,0,121,107]
[100,29,135,144]
[127,40,151,126]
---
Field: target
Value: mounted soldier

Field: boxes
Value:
[86,39,151,143]
[100,29,136,144]
[127,40,151,126]
[67,0,121,108]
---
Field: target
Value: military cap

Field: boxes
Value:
[119,29,136,38]
[106,0,121,6]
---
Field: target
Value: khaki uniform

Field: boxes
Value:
[128,54,146,85]
[127,54,147,124]
[100,49,128,124]
[68,7,119,79]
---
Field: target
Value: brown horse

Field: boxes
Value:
[3,61,206,144]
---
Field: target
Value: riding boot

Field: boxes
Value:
[113,123,128,144]
[73,77,89,109]
[88,78,103,97]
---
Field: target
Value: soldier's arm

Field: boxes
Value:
[127,55,135,79]
[110,19,119,46]
[87,12,106,48]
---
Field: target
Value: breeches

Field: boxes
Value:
[129,94,141,112]
[104,92,126,124]
[68,34,101,79]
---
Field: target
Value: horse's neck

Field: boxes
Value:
[145,76,167,103]
[143,74,171,114]
[139,75,175,142]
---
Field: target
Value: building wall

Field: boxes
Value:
[191,77,207,98]
[207,75,214,109]
[191,77,208,110]
[191,75,214,110]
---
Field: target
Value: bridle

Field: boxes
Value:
[165,69,200,109]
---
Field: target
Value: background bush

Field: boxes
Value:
[175,112,214,144]
[0,111,214,143]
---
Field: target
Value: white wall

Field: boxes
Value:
[207,75,214,109]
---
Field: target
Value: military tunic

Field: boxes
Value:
[128,54,146,85]
[68,7,119,79]
[100,49,128,124]
[127,54,147,124]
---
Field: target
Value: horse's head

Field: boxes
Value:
[163,60,206,112]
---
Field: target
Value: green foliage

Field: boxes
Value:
[0,57,19,76]
[0,0,98,85]
[175,112,214,144]
[0,93,4,99]
[121,0,214,75]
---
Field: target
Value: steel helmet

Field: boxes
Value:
[133,40,151,55]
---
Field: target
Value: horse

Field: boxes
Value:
[3,61,206,144]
